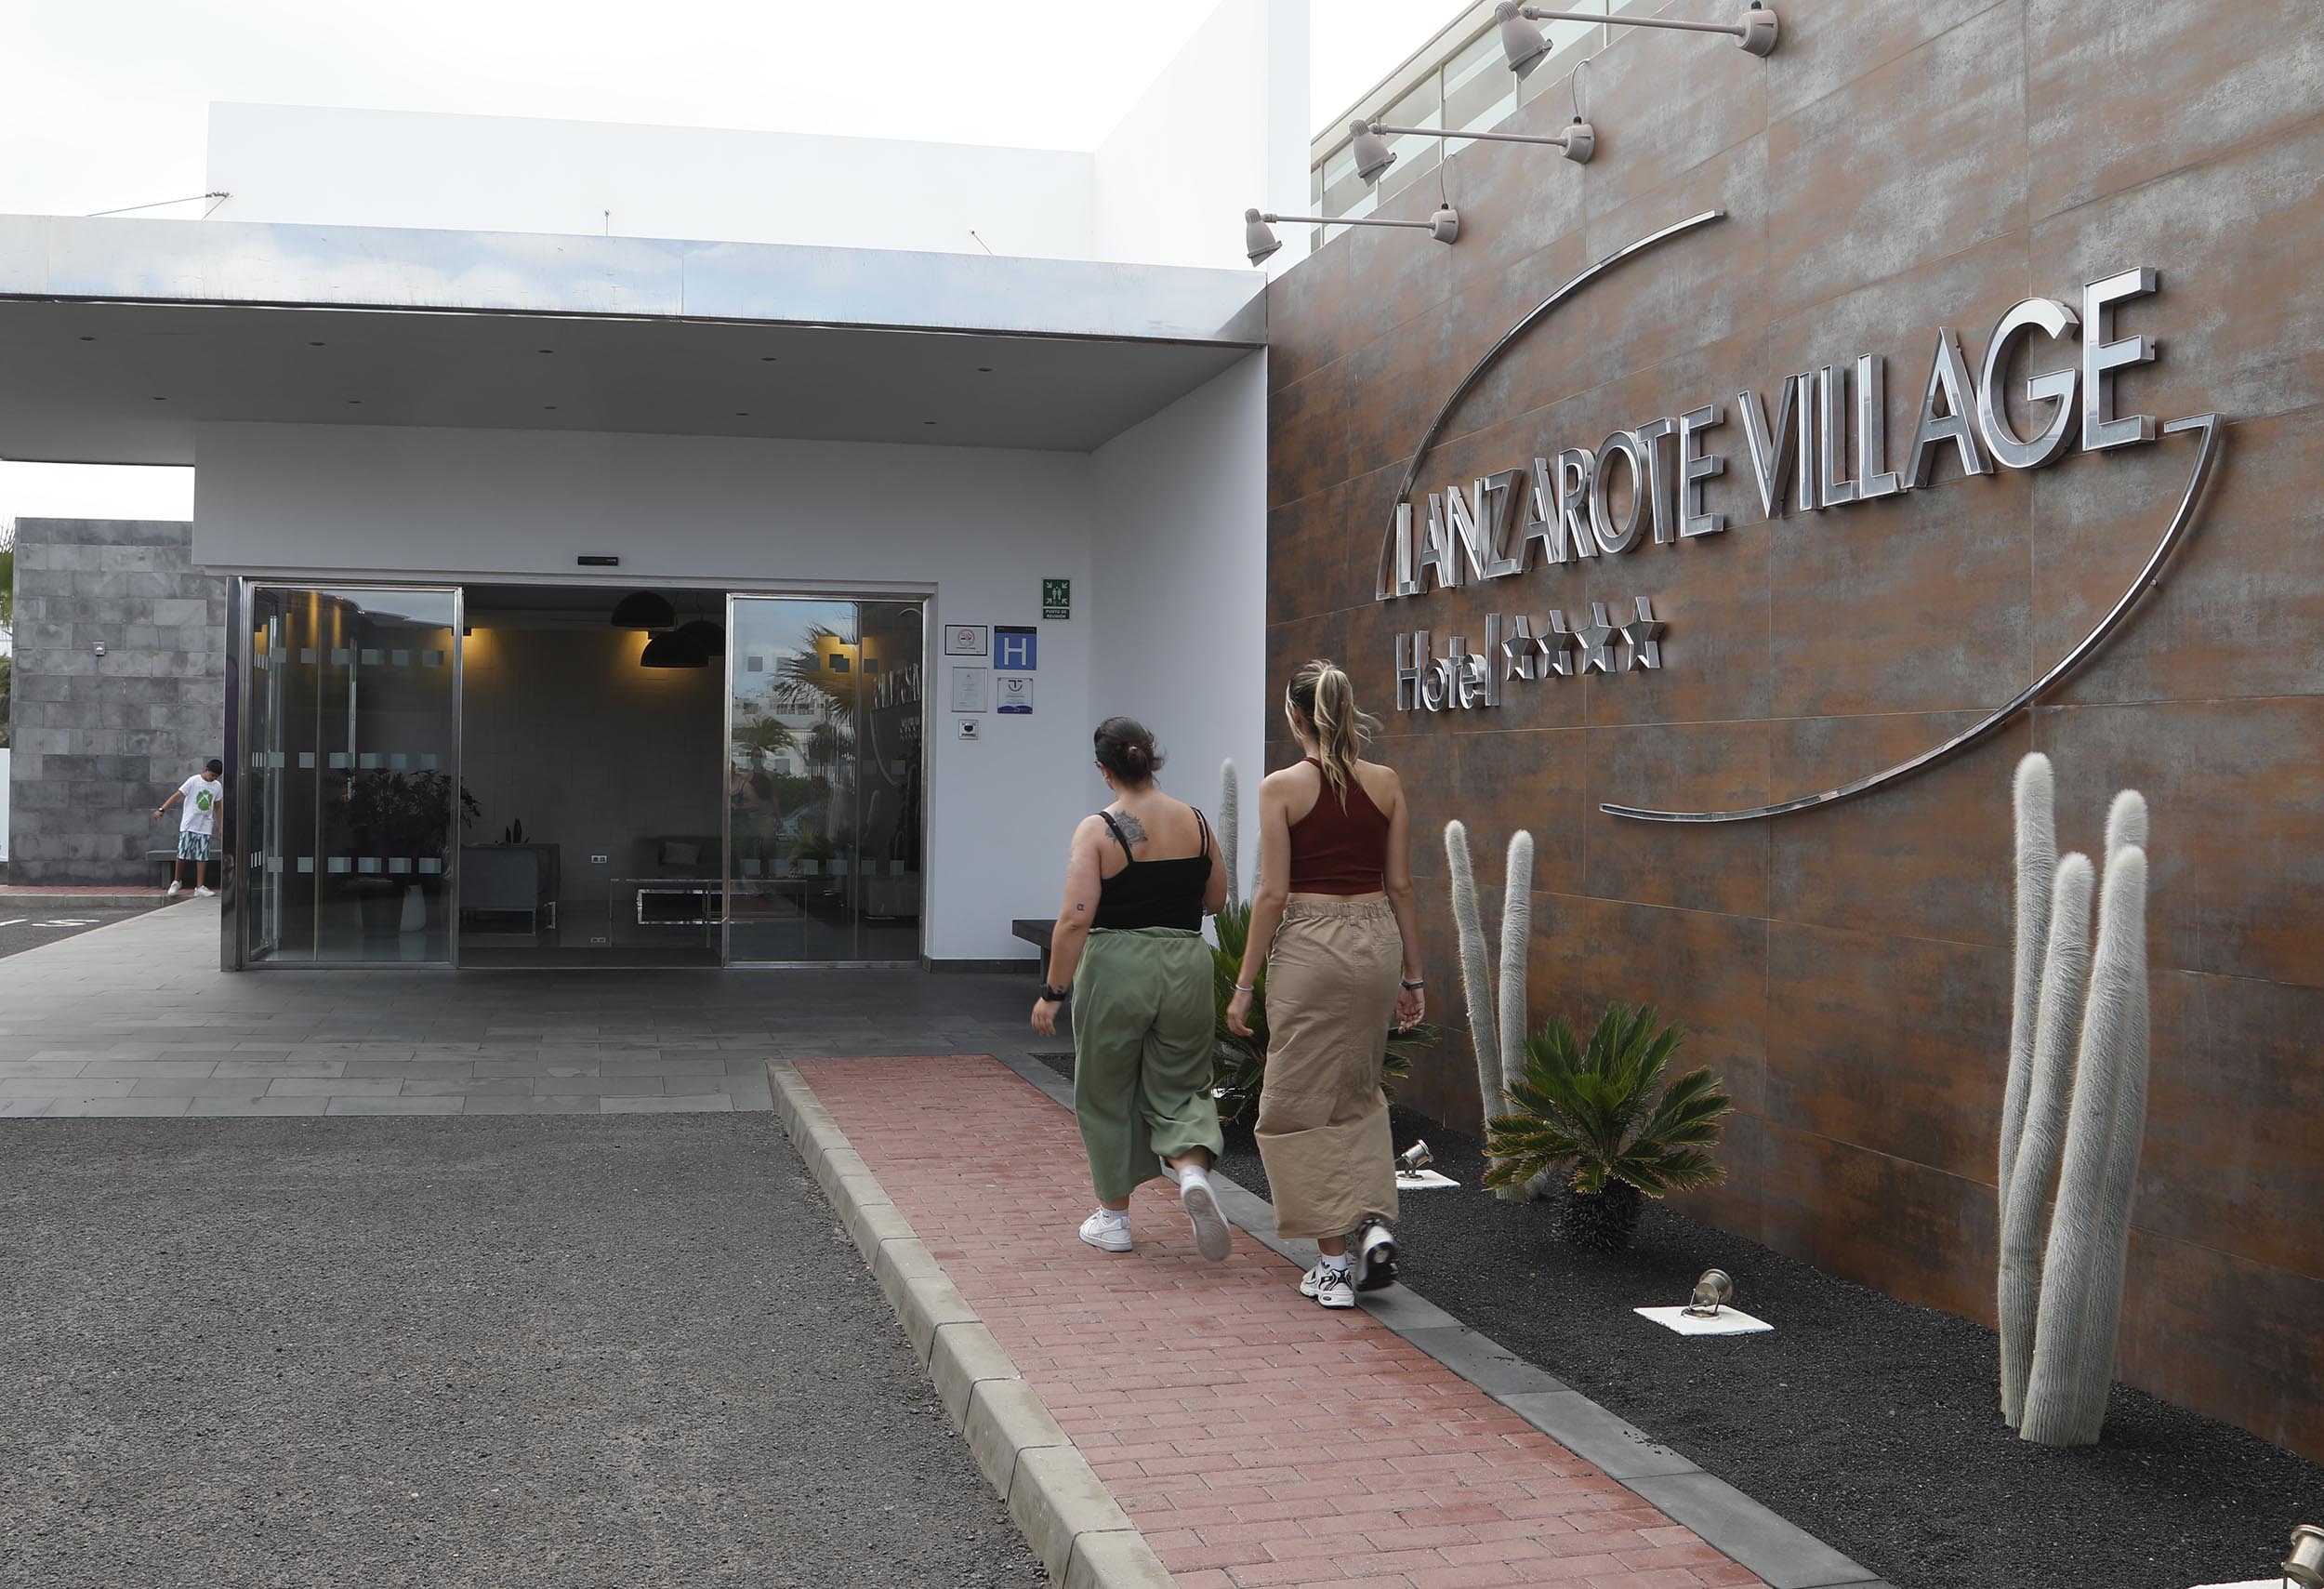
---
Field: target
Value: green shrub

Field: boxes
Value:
[1485,1002,1730,1250]
[1208,901,1432,1123]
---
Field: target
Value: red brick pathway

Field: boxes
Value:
[798,1055,1761,1589]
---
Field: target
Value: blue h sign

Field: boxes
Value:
[994,626,1037,670]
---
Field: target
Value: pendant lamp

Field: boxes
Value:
[611,590,676,629]
[640,629,709,669]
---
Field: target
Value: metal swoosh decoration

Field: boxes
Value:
[1602,412,2225,823]
[1374,208,1727,597]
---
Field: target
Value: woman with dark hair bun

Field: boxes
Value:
[1033,716,1234,1261]
[1228,660,1423,1307]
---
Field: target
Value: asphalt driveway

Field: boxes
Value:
[0,1112,1045,1588]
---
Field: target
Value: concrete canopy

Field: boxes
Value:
[0,214,1268,463]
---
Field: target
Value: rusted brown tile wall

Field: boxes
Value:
[1262,0,2324,1460]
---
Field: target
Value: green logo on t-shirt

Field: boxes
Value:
[195,789,216,813]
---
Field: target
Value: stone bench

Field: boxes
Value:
[1011,918,1053,982]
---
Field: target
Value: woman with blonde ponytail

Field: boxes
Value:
[1227,661,1424,1307]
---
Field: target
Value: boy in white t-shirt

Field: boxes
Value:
[154,760,225,898]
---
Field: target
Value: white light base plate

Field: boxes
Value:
[2187,1580,2278,1588]
[1394,1169,1459,1190]
[1634,1304,1774,1336]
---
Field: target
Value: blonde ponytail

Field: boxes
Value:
[1287,658,1377,808]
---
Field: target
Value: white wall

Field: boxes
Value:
[193,421,1099,961]
[1091,0,1311,273]
[1088,351,1268,893]
[0,748,10,860]
[205,103,1097,260]
[203,0,1302,271]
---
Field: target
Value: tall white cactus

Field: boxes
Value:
[2021,836,2150,1446]
[1995,759,2154,1448]
[1446,821,1541,1196]
[1494,833,1536,1201]
[1219,759,1241,910]
[1445,822,1501,1144]
[1998,851,2091,1426]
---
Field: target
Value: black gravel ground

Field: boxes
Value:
[1035,1052,2321,1589]
[0,1115,1046,1589]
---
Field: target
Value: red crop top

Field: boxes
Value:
[1286,759,1391,894]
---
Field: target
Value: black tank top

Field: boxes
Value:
[1092,808,1213,931]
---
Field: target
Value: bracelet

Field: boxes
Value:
[1234,983,1255,994]
[1401,978,1425,990]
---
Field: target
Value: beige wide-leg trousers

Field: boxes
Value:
[1254,899,1401,1241]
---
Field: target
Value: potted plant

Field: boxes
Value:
[342,770,479,934]
[1484,1002,1731,1251]
[1206,900,1432,1124]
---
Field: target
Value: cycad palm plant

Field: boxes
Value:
[1485,1003,1731,1251]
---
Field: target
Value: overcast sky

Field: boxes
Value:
[0,0,1444,527]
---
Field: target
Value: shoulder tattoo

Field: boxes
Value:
[1113,811,1149,846]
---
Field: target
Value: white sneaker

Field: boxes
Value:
[1177,1166,1232,1262]
[1352,1219,1398,1291]
[1078,1209,1132,1253]
[165,881,182,897]
[1300,1261,1356,1309]
[194,887,216,898]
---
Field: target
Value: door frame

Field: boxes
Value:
[720,589,932,969]
[226,577,466,971]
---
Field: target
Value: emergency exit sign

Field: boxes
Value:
[1042,578,1071,620]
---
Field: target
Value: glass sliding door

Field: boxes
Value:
[239,585,462,964]
[724,596,925,963]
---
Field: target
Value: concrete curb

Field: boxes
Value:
[769,1060,1177,1589]
[987,1047,1895,1589]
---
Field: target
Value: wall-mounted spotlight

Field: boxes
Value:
[1349,113,1593,182]
[1245,205,1459,265]
[1497,0,1778,76]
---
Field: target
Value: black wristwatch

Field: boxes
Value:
[1037,984,1071,1003]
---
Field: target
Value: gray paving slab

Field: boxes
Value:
[128,1077,284,1098]
[396,1078,535,1098]
[458,1094,607,1115]
[265,1077,404,1097]
[323,1096,466,1116]
[76,1059,221,1079]
[0,1078,141,1098]
[600,1093,735,1113]
[182,1094,331,1117]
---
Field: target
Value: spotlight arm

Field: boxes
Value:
[1261,212,1437,233]
[1362,122,1580,152]
[1515,3,1777,55]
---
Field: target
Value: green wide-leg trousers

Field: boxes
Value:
[1071,928,1223,1203]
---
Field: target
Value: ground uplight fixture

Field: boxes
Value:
[2285,1524,2324,1589]
[1347,113,1594,182]
[1683,1268,1734,1318]
[1244,205,1459,264]
[1496,0,1778,77]
[1396,1140,1433,1175]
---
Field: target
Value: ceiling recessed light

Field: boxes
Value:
[923,419,937,426]
[976,365,993,373]
[309,340,325,347]
[759,355,778,363]
[544,404,559,411]
[79,335,97,343]
[734,410,750,417]
[538,348,554,355]
[348,399,363,405]
[151,395,166,402]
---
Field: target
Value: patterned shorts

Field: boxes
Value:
[177,830,213,863]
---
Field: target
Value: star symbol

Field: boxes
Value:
[1501,616,1540,682]
[1618,596,1665,671]
[1541,610,1577,677]
[1577,602,1618,674]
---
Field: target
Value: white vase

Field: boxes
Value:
[399,883,426,934]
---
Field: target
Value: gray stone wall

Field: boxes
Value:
[8,519,227,883]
